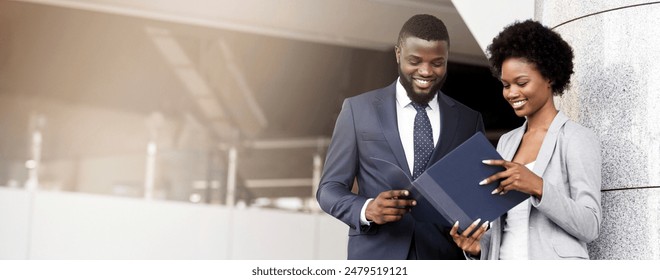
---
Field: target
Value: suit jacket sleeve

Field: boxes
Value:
[316,99,368,232]
[476,113,485,135]
[531,127,602,242]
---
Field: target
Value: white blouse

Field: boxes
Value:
[498,161,535,260]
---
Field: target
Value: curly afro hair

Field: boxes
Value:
[397,14,450,48]
[487,20,574,96]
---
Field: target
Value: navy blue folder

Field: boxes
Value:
[372,132,529,232]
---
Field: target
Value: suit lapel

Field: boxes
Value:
[502,125,525,161]
[502,112,568,175]
[374,82,411,176]
[532,111,569,176]
[428,93,457,164]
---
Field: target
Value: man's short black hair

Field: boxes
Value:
[487,20,574,96]
[397,14,450,48]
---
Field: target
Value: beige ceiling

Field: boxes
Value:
[14,0,486,65]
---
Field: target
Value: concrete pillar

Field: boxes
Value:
[225,146,238,207]
[536,1,660,259]
[309,153,323,213]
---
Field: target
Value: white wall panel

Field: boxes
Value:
[0,189,347,259]
[0,188,31,259]
[230,208,316,259]
[29,191,230,259]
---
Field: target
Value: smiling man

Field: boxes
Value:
[396,26,448,105]
[316,14,485,260]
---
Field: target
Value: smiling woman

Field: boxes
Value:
[450,20,602,260]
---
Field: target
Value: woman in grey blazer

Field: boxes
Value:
[449,20,602,259]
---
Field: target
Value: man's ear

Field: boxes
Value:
[395,45,400,64]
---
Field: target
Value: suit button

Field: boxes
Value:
[349,224,356,229]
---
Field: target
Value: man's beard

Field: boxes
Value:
[399,67,446,105]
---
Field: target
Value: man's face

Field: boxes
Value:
[396,37,449,104]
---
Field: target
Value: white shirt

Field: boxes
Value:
[498,161,535,260]
[395,78,441,175]
[360,78,441,225]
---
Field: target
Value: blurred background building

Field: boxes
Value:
[2,0,656,260]
[0,0,525,259]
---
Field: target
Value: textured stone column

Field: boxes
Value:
[536,1,660,259]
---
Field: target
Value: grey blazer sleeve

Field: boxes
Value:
[531,125,602,242]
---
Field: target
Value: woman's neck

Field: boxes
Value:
[526,105,558,132]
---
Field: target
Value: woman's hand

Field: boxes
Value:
[449,219,489,257]
[479,159,544,199]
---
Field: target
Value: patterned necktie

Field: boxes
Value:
[412,102,434,180]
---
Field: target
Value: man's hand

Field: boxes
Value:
[365,190,416,225]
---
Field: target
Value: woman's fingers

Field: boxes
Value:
[479,167,515,186]
[461,218,482,237]
[472,220,489,238]
[450,219,489,255]
[482,159,506,166]
[450,221,460,237]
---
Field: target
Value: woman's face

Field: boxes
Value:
[500,57,554,118]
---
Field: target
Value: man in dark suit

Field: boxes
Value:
[316,14,484,260]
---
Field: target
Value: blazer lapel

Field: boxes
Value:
[428,92,457,164]
[374,82,411,176]
[502,125,525,161]
[532,111,569,176]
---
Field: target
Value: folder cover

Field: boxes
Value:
[372,132,528,232]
